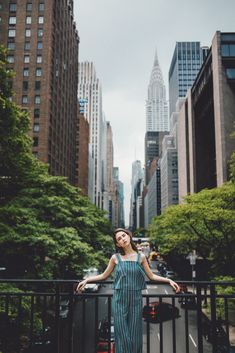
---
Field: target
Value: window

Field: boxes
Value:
[226,44,234,56]
[25,29,31,37]
[7,42,15,50]
[9,3,17,12]
[37,29,43,37]
[37,41,43,49]
[33,137,39,147]
[8,29,16,37]
[36,55,42,63]
[9,16,16,25]
[36,68,42,76]
[23,68,29,76]
[24,42,30,50]
[35,95,41,104]
[226,68,235,79]
[24,55,30,63]
[26,16,31,24]
[26,3,32,11]
[35,81,41,90]
[38,3,44,11]
[38,16,44,24]
[22,95,28,104]
[34,108,40,118]
[33,123,40,132]
[23,81,28,90]
[7,55,14,63]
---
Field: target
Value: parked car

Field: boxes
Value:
[202,314,229,350]
[143,301,180,323]
[97,340,115,353]
[165,270,176,279]
[98,317,115,342]
[83,267,100,292]
[179,291,197,310]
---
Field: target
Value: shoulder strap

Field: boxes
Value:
[116,253,122,263]
[137,252,141,263]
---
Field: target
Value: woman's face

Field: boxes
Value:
[115,231,130,248]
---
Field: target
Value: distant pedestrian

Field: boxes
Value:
[76,228,180,353]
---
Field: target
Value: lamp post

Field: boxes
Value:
[186,250,197,292]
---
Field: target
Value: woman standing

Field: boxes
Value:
[76,228,180,353]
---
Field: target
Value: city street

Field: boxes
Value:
[72,263,213,353]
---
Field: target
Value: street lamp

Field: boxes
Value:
[186,250,197,292]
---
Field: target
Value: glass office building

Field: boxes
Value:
[169,42,209,116]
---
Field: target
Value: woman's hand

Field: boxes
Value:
[169,279,180,293]
[76,279,88,292]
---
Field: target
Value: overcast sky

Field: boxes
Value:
[74,0,235,226]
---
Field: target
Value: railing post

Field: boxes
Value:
[196,283,203,353]
[68,283,74,353]
[55,283,60,353]
[210,284,217,353]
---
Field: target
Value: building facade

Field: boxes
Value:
[78,62,103,207]
[76,110,89,195]
[146,50,169,132]
[0,0,79,185]
[145,131,167,185]
[129,160,144,230]
[169,41,209,116]
[178,32,235,201]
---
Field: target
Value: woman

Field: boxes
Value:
[76,228,180,353]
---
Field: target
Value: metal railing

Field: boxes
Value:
[0,279,234,353]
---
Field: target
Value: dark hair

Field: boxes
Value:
[113,228,138,255]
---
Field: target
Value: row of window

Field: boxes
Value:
[9,16,44,25]
[8,28,43,37]
[22,95,41,104]
[8,41,43,51]
[22,81,41,90]
[23,68,42,77]
[221,44,235,57]
[9,3,45,12]
[7,54,42,63]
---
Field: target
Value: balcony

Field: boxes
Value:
[0,279,235,353]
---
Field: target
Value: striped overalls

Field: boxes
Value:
[112,252,146,353]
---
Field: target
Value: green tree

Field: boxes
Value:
[0,45,46,203]
[149,182,235,277]
[0,45,113,279]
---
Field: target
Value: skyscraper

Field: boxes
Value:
[78,62,103,207]
[169,42,209,116]
[178,32,235,200]
[0,0,79,185]
[146,50,169,132]
[129,160,144,230]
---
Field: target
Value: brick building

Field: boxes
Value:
[0,0,79,185]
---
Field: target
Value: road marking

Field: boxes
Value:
[146,289,149,294]
[147,285,158,289]
[157,333,160,341]
[189,334,197,347]
[164,289,168,294]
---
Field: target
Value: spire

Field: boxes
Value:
[154,48,159,67]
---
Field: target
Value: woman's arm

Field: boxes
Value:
[141,254,180,292]
[76,255,116,292]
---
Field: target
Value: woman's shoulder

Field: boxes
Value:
[111,253,119,264]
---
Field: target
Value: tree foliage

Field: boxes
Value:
[0,45,113,279]
[149,182,235,278]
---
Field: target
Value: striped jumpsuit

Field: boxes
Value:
[112,252,146,353]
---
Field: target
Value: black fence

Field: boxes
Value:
[0,279,234,353]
